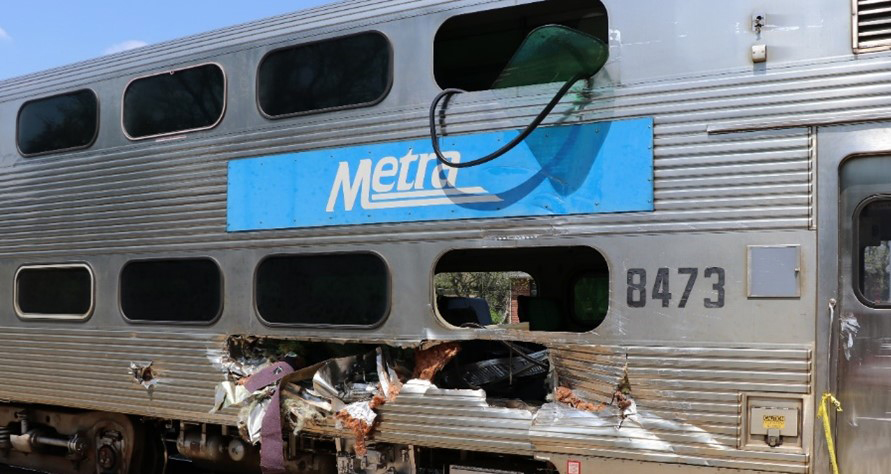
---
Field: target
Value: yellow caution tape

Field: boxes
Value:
[817,392,843,474]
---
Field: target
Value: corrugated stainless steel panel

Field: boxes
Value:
[0,327,236,425]
[540,344,813,473]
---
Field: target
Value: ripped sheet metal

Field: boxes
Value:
[546,344,812,474]
[305,380,538,456]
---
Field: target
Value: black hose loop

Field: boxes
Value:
[429,73,587,169]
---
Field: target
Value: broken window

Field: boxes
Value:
[434,246,608,332]
[434,0,609,91]
[858,199,891,305]
[257,32,391,118]
[16,264,93,319]
[17,89,98,156]
[123,63,225,139]
[255,253,388,326]
[121,258,222,323]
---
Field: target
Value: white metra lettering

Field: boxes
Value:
[397,149,419,191]
[432,151,460,188]
[326,159,372,212]
[414,153,437,190]
[372,156,398,192]
[326,149,500,212]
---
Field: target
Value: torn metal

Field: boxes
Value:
[210,337,755,473]
[129,361,158,391]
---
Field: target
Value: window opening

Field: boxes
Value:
[430,1,609,169]
[256,253,388,326]
[123,63,225,139]
[435,246,608,332]
[857,199,891,306]
[121,258,222,323]
[16,264,93,319]
[434,0,609,92]
[17,89,98,156]
[257,32,391,118]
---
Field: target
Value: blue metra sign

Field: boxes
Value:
[227,117,653,231]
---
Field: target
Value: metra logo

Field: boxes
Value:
[325,149,503,212]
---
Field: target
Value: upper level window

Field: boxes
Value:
[434,0,609,91]
[17,89,98,156]
[121,258,222,323]
[256,253,389,326]
[257,32,391,118]
[858,199,891,305]
[16,264,93,320]
[123,63,225,139]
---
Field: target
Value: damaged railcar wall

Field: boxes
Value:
[207,336,812,474]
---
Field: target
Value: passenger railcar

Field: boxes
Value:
[0,1,886,473]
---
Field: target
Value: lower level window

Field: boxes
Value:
[16,264,93,319]
[434,246,608,332]
[121,258,222,323]
[256,253,388,326]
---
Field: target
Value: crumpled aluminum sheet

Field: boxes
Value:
[240,397,271,445]
[206,347,272,379]
[377,347,403,400]
[210,381,252,414]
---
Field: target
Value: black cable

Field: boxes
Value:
[429,72,588,169]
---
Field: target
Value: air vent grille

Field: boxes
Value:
[856,0,891,51]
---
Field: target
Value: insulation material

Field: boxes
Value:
[555,386,605,412]
[335,401,379,456]
[413,341,462,380]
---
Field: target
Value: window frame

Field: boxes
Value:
[852,194,891,308]
[255,30,394,120]
[253,251,391,329]
[16,88,100,158]
[431,245,610,333]
[14,263,95,321]
[119,256,225,326]
[121,62,228,141]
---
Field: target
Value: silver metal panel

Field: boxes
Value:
[748,245,801,298]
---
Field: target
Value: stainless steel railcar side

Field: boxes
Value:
[0,0,886,473]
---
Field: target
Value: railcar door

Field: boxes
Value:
[837,155,891,473]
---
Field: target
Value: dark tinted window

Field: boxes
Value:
[256,253,388,326]
[858,200,891,306]
[123,64,225,139]
[17,265,93,318]
[121,259,221,323]
[17,90,98,156]
[258,32,391,117]
[434,0,609,91]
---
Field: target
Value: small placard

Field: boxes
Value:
[567,460,581,474]
[748,245,801,298]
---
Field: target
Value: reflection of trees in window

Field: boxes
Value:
[435,272,514,323]
[123,64,225,138]
[18,90,97,155]
[258,32,390,117]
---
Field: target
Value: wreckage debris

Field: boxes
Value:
[555,387,605,412]
[413,341,461,380]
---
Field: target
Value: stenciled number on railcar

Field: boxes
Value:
[626,267,725,309]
